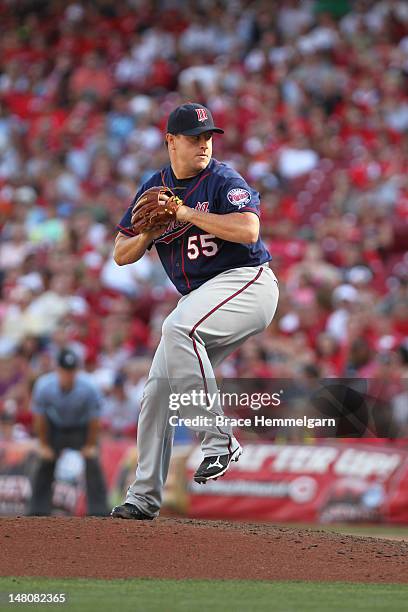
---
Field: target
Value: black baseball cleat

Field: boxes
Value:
[111,503,154,520]
[193,444,242,484]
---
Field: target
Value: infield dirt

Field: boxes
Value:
[1,517,407,583]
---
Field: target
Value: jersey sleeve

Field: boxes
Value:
[116,185,146,237]
[216,179,260,216]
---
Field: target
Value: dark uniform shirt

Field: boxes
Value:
[117,158,271,295]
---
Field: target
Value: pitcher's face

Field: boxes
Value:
[167,132,213,177]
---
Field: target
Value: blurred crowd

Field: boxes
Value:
[1,0,408,442]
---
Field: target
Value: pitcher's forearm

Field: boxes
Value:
[176,208,259,243]
[113,233,152,265]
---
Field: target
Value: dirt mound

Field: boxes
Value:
[1,517,407,583]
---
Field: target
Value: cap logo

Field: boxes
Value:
[195,108,208,122]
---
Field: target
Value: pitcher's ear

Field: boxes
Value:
[166,133,178,151]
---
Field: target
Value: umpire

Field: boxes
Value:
[28,348,108,516]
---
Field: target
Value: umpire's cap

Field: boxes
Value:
[57,348,80,370]
[167,103,224,136]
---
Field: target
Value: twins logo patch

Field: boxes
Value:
[227,188,251,209]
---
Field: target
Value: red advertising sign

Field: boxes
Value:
[2,438,408,524]
[187,443,408,524]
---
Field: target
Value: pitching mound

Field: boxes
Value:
[1,517,407,583]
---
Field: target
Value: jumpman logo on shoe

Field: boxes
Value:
[207,457,223,470]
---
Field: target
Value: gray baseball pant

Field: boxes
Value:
[125,264,279,516]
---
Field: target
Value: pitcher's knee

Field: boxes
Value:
[162,315,190,343]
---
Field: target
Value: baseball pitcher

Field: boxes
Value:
[111,103,279,520]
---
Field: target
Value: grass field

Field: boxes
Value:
[276,523,408,539]
[1,578,407,612]
[320,524,408,539]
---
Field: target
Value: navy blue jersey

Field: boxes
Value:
[116,158,271,295]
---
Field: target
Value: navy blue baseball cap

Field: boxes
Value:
[57,348,79,370]
[167,103,224,136]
